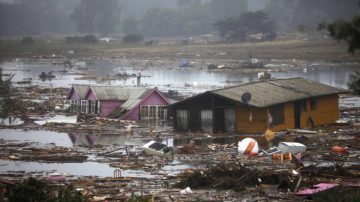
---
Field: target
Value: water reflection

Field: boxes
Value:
[68,133,146,146]
[0,160,154,178]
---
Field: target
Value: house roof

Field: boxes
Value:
[109,88,162,118]
[171,78,349,108]
[121,88,152,110]
[69,84,89,99]
[90,86,129,100]
[211,77,348,107]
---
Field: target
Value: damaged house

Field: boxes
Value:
[67,85,171,120]
[169,78,348,133]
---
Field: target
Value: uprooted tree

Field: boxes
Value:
[319,9,360,94]
[214,10,276,42]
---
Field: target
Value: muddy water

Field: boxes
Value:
[0,160,158,178]
[1,59,357,91]
[0,129,173,148]
[0,129,73,147]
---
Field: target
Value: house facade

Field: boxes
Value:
[169,78,348,134]
[66,84,90,112]
[67,85,171,121]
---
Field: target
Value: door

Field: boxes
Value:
[294,102,301,128]
[214,108,225,132]
[224,108,236,132]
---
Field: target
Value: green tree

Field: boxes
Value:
[71,0,120,34]
[319,6,360,94]
[141,8,182,37]
[209,0,248,21]
[214,10,275,41]
[122,16,139,35]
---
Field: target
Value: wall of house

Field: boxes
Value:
[271,102,295,131]
[67,88,80,100]
[300,94,340,127]
[236,107,268,133]
[270,94,340,131]
[123,90,169,120]
[99,100,122,117]
[85,90,96,101]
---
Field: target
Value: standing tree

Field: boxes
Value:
[122,16,140,35]
[209,0,248,21]
[71,0,120,34]
[319,10,360,94]
[214,10,275,41]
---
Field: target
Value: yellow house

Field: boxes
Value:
[170,78,348,134]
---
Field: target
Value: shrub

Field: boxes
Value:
[83,34,97,44]
[21,37,34,44]
[123,33,144,43]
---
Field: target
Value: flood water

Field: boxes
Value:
[1,59,357,93]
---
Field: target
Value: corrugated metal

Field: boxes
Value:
[211,78,348,108]
[72,84,89,99]
[176,110,188,130]
[120,88,151,110]
[201,110,213,132]
[90,86,129,100]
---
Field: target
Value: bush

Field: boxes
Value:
[9,177,89,202]
[65,36,83,43]
[123,33,144,43]
[83,34,97,44]
[65,35,97,44]
[21,37,34,44]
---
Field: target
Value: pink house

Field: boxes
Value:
[66,84,90,112]
[75,86,171,120]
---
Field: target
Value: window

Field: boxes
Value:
[269,104,285,126]
[140,105,167,120]
[158,106,165,120]
[140,105,149,118]
[70,100,80,112]
[90,100,96,114]
[96,101,100,114]
[310,98,317,110]
[81,100,88,113]
[299,100,307,112]
[149,106,156,118]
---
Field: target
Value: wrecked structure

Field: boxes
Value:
[169,77,348,133]
[67,85,172,120]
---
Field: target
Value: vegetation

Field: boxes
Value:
[122,17,140,35]
[319,3,360,94]
[9,177,89,202]
[71,0,120,34]
[123,33,144,43]
[214,11,276,42]
[21,37,34,44]
[0,67,15,119]
[265,0,359,31]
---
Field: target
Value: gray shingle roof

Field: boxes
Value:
[211,77,348,107]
